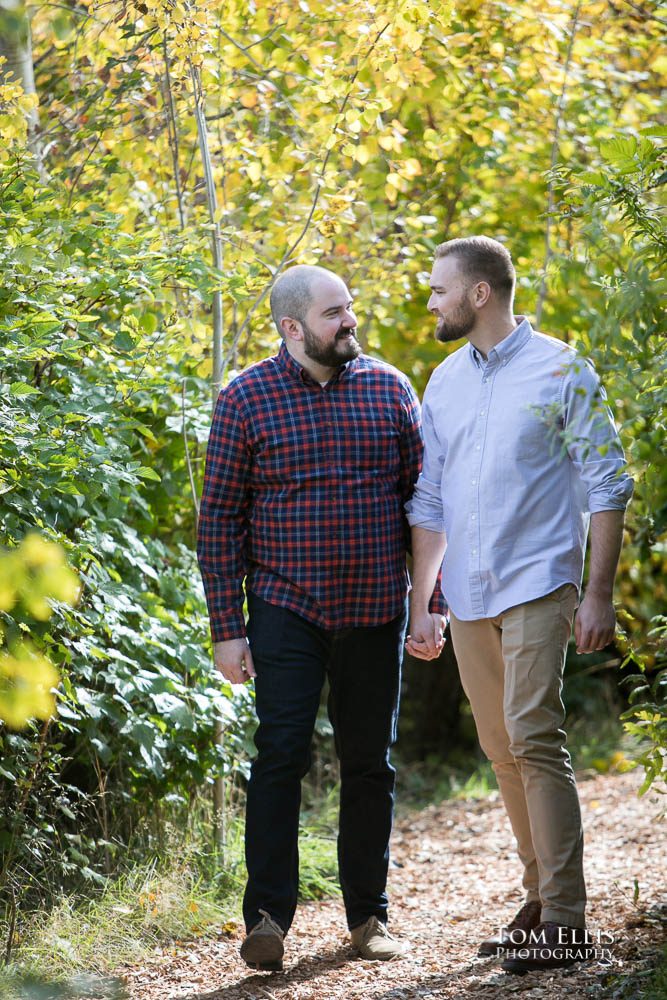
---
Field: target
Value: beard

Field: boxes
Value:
[435,297,477,343]
[302,321,362,368]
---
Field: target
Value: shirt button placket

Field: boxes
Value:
[327,386,342,549]
[469,364,493,617]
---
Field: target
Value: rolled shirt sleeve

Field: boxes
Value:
[405,393,447,533]
[404,393,448,616]
[562,357,634,513]
[400,384,448,615]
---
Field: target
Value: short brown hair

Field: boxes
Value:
[435,236,515,301]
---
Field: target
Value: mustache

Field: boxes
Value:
[336,327,358,339]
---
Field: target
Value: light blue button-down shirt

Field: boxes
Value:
[406,318,633,620]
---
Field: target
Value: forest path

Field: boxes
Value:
[121,770,666,1000]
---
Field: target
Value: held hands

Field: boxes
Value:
[213,638,256,685]
[574,591,617,654]
[405,612,447,661]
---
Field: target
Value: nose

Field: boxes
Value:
[427,292,436,311]
[343,307,357,328]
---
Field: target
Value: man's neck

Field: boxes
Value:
[467,314,520,361]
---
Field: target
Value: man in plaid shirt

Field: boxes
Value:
[197,264,445,969]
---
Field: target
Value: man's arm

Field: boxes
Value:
[197,386,255,685]
[398,380,448,621]
[562,356,633,655]
[403,388,448,660]
[397,379,426,507]
[574,509,624,654]
[406,526,447,660]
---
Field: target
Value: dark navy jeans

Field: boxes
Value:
[243,592,407,935]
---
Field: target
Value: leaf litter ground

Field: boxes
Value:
[121,771,666,1000]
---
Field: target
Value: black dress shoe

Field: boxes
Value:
[502,921,594,974]
[478,900,542,957]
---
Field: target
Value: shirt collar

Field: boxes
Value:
[274,341,355,386]
[470,316,533,368]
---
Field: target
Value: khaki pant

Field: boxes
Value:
[449,584,586,928]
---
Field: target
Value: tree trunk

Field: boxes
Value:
[186,58,226,851]
[0,4,39,131]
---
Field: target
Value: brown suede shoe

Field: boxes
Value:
[239,909,285,971]
[350,916,406,961]
[502,921,594,974]
[478,900,542,957]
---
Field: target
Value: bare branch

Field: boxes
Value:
[620,0,667,25]
[232,21,392,371]
[65,132,103,207]
[182,378,200,527]
[188,58,224,403]
[535,2,581,329]
[163,32,186,230]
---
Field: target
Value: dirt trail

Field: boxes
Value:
[121,771,666,999]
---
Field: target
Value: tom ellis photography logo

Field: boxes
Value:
[501,927,615,964]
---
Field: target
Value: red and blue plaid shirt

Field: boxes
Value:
[197,342,444,641]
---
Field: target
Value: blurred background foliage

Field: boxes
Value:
[0,0,664,970]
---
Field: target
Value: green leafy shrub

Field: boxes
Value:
[0,159,256,916]
[566,129,667,793]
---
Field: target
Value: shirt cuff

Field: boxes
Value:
[428,590,448,616]
[209,610,247,643]
[587,492,632,514]
[428,565,448,616]
[406,511,446,532]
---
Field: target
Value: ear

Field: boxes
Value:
[471,281,492,309]
[280,316,303,342]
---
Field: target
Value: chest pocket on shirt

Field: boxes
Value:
[496,387,565,464]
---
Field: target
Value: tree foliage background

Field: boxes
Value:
[0,0,665,921]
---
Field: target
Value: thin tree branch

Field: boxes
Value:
[65,132,103,207]
[182,377,200,528]
[163,32,185,230]
[232,21,392,371]
[217,28,303,117]
[620,0,667,25]
[188,58,224,403]
[535,1,581,329]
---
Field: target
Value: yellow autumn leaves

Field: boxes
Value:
[0,535,79,730]
[0,77,38,161]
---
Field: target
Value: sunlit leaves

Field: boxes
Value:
[561,129,666,791]
[0,644,59,730]
[0,535,77,729]
[1,0,665,889]
[0,534,79,619]
[0,78,38,158]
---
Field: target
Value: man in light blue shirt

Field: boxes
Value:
[406,236,632,974]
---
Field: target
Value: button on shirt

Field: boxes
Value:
[198,342,442,641]
[406,319,633,621]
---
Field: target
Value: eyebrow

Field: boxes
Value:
[322,300,353,314]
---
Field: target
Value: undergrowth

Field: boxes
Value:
[0,801,338,992]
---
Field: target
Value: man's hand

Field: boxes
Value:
[575,509,624,654]
[213,638,256,685]
[406,612,447,661]
[574,592,616,654]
